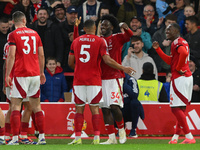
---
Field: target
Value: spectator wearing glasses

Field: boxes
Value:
[140,4,164,36]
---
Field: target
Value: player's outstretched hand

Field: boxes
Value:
[119,22,129,30]
[40,73,46,85]
[123,66,136,77]
[75,17,81,27]
[152,41,159,50]
[6,76,12,88]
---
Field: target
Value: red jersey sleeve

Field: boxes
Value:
[155,47,171,65]
[119,28,134,44]
[73,26,79,40]
[176,46,189,71]
[8,32,16,46]
[99,39,109,56]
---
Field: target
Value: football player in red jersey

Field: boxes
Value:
[153,23,195,144]
[99,14,134,144]
[6,11,46,145]
[68,19,135,145]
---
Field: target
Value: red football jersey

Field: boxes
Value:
[170,37,192,79]
[3,43,14,87]
[7,27,43,77]
[101,29,133,80]
[70,34,109,85]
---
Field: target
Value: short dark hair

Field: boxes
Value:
[143,62,154,74]
[0,17,8,23]
[185,15,199,26]
[37,7,48,15]
[84,19,95,29]
[101,14,118,29]
[170,23,181,34]
[165,14,177,22]
[46,57,57,64]
[130,36,143,42]
[12,11,25,23]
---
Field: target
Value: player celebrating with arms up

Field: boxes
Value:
[100,14,134,144]
[152,23,195,144]
[68,19,135,145]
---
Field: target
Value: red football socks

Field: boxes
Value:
[5,123,11,136]
[171,107,190,134]
[35,111,44,134]
[11,110,21,136]
[74,113,84,136]
[105,124,115,135]
[20,122,29,136]
[92,114,101,136]
[116,119,124,129]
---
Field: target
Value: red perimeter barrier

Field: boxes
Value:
[1,103,200,136]
[64,72,167,77]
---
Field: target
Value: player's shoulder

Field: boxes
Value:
[173,37,188,46]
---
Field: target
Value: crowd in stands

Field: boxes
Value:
[0,0,200,103]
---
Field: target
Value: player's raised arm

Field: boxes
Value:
[102,54,136,76]
[73,17,81,40]
[152,41,171,65]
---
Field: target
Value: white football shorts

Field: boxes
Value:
[72,85,103,106]
[170,76,193,107]
[100,78,124,108]
[10,76,40,99]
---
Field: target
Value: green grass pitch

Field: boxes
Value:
[1,138,200,150]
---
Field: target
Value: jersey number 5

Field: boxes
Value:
[79,45,90,63]
[21,36,36,54]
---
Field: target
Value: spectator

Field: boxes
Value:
[11,0,31,24]
[189,55,200,102]
[62,0,71,9]
[179,5,195,36]
[116,0,137,25]
[109,0,124,17]
[122,16,152,60]
[122,73,144,138]
[77,0,102,30]
[0,17,10,102]
[30,0,50,23]
[132,0,150,18]
[29,8,64,66]
[8,18,14,31]
[96,4,110,36]
[140,4,164,36]
[3,0,19,17]
[156,0,173,19]
[184,15,200,64]
[59,5,78,90]
[51,3,66,24]
[137,62,168,102]
[163,70,172,101]
[41,57,68,102]
[152,14,177,72]
[172,0,190,24]
[122,36,158,80]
